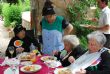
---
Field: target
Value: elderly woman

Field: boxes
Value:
[54,35,85,67]
[76,31,110,74]
[5,25,40,58]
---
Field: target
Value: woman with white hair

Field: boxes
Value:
[76,31,110,74]
[54,35,85,67]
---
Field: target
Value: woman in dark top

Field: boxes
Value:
[5,25,40,58]
[76,31,110,74]
[54,35,86,67]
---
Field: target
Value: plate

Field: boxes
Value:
[6,58,20,66]
[44,60,61,68]
[17,52,32,61]
[21,61,32,66]
[20,64,42,73]
[80,24,90,27]
[40,56,57,62]
[14,40,23,47]
[54,68,72,74]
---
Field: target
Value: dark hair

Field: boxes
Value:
[13,25,26,35]
[44,0,53,8]
[42,0,55,16]
[101,0,108,5]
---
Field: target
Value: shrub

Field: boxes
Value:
[0,3,3,15]
[79,36,88,49]
[66,0,97,48]
[2,3,22,27]
[19,0,30,11]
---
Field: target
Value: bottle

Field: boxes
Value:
[30,43,36,51]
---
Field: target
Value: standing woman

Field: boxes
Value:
[39,0,73,55]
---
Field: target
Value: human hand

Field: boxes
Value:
[82,25,96,30]
[87,25,97,30]
[91,18,98,22]
[68,56,75,63]
[75,69,86,74]
[52,50,59,55]
[16,47,24,53]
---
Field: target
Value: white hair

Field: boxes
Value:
[63,35,80,47]
[87,31,106,46]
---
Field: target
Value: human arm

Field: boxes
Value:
[62,19,73,35]
[76,50,110,74]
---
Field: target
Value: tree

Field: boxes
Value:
[30,0,46,36]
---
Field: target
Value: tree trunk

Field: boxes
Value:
[30,0,46,37]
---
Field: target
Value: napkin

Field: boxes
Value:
[0,57,8,66]
[4,67,19,74]
[0,57,20,66]
[68,51,101,73]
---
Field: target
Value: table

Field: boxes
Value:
[0,56,62,74]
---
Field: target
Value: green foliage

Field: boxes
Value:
[1,0,30,27]
[80,0,96,7]
[67,1,93,36]
[0,3,3,15]
[94,8,100,19]
[19,0,30,11]
[67,0,97,48]
[79,36,88,49]
[2,3,22,27]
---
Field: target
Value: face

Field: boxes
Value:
[88,38,102,53]
[17,30,25,39]
[64,41,72,52]
[97,0,105,9]
[45,15,55,23]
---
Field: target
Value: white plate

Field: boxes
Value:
[54,68,70,74]
[20,64,42,73]
[21,61,32,66]
[14,40,22,47]
[80,24,90,27]
[40,56,57,62]
[17,52,31,61]
[6,58,20,66]
[44,60,61,68]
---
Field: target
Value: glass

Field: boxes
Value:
[8,46,14,58]
[30,52,37,63]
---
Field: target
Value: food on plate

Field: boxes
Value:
[41,56,56,61]
[20,65,42,73]
[20,54,31,60]
[24,65,36,71]
[14,40,23,47]
[58,68,72,74]
[18,52,37,61]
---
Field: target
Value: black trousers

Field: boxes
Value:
[104,34,110,49]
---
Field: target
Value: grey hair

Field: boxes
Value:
[63,35,80,47]
[87,31,106,46]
